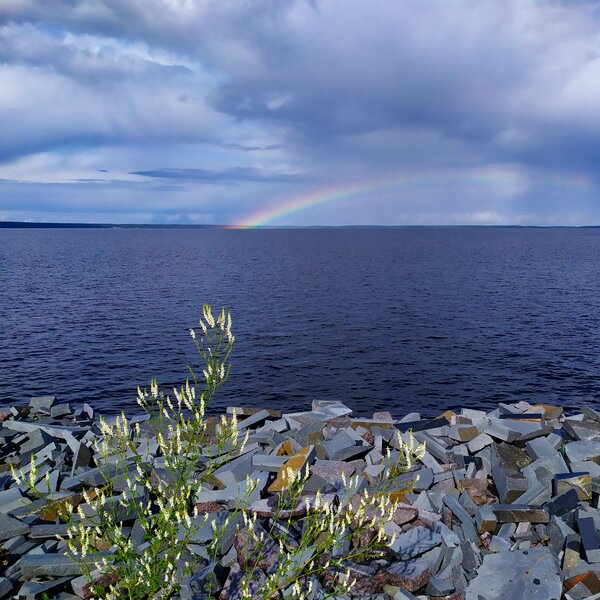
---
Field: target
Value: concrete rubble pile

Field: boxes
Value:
[3,396,600,599]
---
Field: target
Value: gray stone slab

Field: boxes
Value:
[19,576,71,599]
[526,437,561,461]
[0,513,29,540]
[513,482,551,506]
[2,420,87,438]
[323,430,368,461]
[30,524,71,538]
[0,487,29,515]
[491,504,549,523]
[390,525,442,560]
[235,409,272,430]
[489,535,512,552]
[385,559,431,592]
[475,505,497,534]
[484,419,521,442]
[565,440,600,464]
[425,576,454,596]
[578,516,600,563]
[547,514,577,555]
[29,395,57,410]
[312,399,354,418]
[465,547,561,600]
[413,467,434,491]
[399,412,421,423]
[0,577,13,599]
[564,419,600,441]
[418,450,444,473]
[20,428,54,454]
[251,453,287,472]
[582,404,600,423]
[20,553,84,577]
[522,454,568,488]
[442,495,477,540]
[491,443,531,503]
[546,488,580,517]
[467,432,493,454]
[50,403,72,419]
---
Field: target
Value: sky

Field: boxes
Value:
[1,1,600,226]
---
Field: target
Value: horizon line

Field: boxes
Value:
[3,220,600,229]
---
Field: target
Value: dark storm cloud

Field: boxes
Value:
[2,0,600,223]
[132,167,305,183]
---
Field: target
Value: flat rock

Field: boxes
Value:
[465,547,561,600]
[29,395,57,410]
[0,513,29,540]
[390,525,442,560]
[0,577,13,599]
[491,504,549,523]
[20,553,84,577]
[565,440,600,464]
[385,558,431,592]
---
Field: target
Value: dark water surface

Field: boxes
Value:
[2,227,600,417]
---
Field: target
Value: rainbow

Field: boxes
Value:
[229,166,594,228]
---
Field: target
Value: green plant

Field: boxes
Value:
[14,305,425,599]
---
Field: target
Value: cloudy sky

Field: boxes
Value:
[1,0,600,225]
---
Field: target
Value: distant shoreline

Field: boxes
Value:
[2,221,600,229]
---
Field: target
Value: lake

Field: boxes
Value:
[2,226,600,417]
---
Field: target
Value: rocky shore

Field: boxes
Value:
[2,396,600,599]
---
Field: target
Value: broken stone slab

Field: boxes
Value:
[323,430,369,462]
[0,513,30,540]
[29,395,57,410]
[555,472,593,501]
[526,436,562,461]
[565,440,600,464]
[547,514,577,555]
[235,409,272,431]
[19,428,55,454]
[29,523,71,538]
[441,495,477,540]
[389,525,442,560]
[491,504,549,523]
[384,558,431,592]
[312,399,354,418]
[396,416,449,433]
[465,547,561,600]
[2,420,88,439]
[0,577,13,599]
[383,585,418,599]
[546,488,580,517]
[489,535,512,552]
[491,443,531,503]
[267,445,316,492]
[474,505,497,534]
[563,533,582,571]
[19,576,72,599]
[50,403,72,419]
[579,516,600,563]
[0,486,30,515]
[563,419,600,442]
[484,419,522,443]
[20,553,85,577]
[448,424,480,443]
[425,576,455,596]
[523,453,569,488]
[513,481,551,506]
[251,453,287,472]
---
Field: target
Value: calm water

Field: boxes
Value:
[1,227,600,417]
